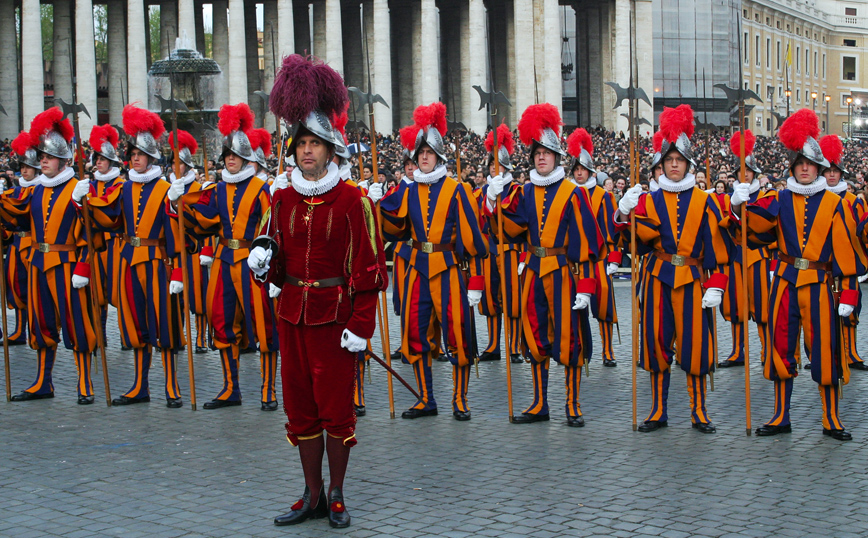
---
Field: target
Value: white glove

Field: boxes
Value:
[859,273,868,283]
[358,179,371,191]
[167,178,186,202]
[467,289,482,308]
[367,182,385,204]
[486,174,509,202]
[517,261,526,275]
[618,184,644,215]
[72,179,90,203]
[199,254,213,266]
[572,292,592,310]
[71,274,89,289]
[702,287,724,309]
[730,182,752,208]
[269,283,281,298]
[606,262,619,276]
[340,328,367,353]
[247,246,272,276]
[839,303,855,318]
[169,279,184,295]
[270,173,288,195]
[705,188,715,195]
[0,179,6,192]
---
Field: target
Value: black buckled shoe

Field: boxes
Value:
[203,398,241,409]
[166,398,183,409]
[435,354,449,362]
[121,345,132,351]
[5,338,26,346]
[692,422,717,434]
[717,360,744,368]
[850,361,868,371]
[11,391,54,402]
[77,395,95,405]
[603,359,617,367]
[824,428,853,441]
[112,395,150,406]
[512,413,550,424]
[453,410,471,421]
[478,351,501,362]
[566,415,585,427]
[637,420,667,433]
[803,361,811,369]
[401,407,438,419]
[274,485,328,526]
[510,354,524,364]
[354,405,366,417]
[327,487,351,528]
[261,400,278,411]
[755,424,791,436]
[194,346,208,354]
[390,349,402,362]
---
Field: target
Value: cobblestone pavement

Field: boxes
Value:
[3,283,868,538]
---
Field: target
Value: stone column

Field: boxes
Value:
[505,2,515,127]
[262,0,278,130]
[75,0,97,138]
[462,0,487,134]
[635,0,654,129]
[277,0,295,57]
[587,7,602,127]
[418,0,439,104]
[212,0,229,104]
[178,0,197,47]
[159,0,178,59]
[195,0,206,53]
[372,0,393,132]
[53,0,73,104]
[543,0,561,109]
[325,0,343,75]
[107,0,127,125]
[244,0,259,107]
[21,0,43,126]
[613,0,630,134]
[227,0,248,104]
[127,0,150,106]
[313,1,326,60]
[513,0,534,115]
[0,0,20,137]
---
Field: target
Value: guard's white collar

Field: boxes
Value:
[290,162,341,197]
[169,168,197,186]
[787,175,828,197]
[18,175,40,188]
[649,178,659,192]
[339,162,352,181]
[94,167,121,183]
[746,179,761,194]
[221,163,256,184]
[128,164,163,184]
[414,164,447,185]
[530,166,565,187]
[826,180,848,194]
[38,167,75,188]
[658,173,696,193]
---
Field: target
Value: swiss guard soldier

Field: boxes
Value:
[249,53,388,529]
[74,105,185,408]
[487,104,604,427]
[819,134,868,371]
[168,103,280,411]
[369,102,488,421]
[732,109,866,440]
[0,108,97,404]
[249,127,273,183]
[616,104,730,434]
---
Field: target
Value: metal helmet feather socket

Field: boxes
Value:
[89,124,122,165]
[168,129,199,168]
[517,103,566,158]
[30,107,74,160]
[658,104,696,167]
[217,103,257,162]
[779,109,829,174]
[729,130,762,175]
[484,124,515,172]
[408,102,448,164]
[122,105,165,160]
[819,134,848,176]
[11,131,41,170]
[566,127,596,174]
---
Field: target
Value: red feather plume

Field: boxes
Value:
[332,103,350,145]
[485,124,515,156]
[11,131,36,157]
[122,105,165,139]
[217,103,255,137]
[248,128,272,157]
[89,124,119,152]
[400,125,420,151]
[819,134,844,165]
[652,131,664,153]
[566,128,594,159]
[517,103,563,147]
[412,102,447,136]
[168,129,199,155]
[729,130,756,158]
[778,108,820,152]
[30,107,74,143]
[658,104,695,143]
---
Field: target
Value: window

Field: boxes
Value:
[823,53,827,78]
[846,7,857,16]
[767,118,772,131]
[805,48,809,73]
[842,94,853,108]
[767,38,771,68]
[796,46,800,72]
[777,21,781,30]
[814,51,818,76]
[744,32,749,63]
[767,85,774,100]
[743,8,748,17]
[776,41,781,70]
[778,86,783,99]
[796,90,801,103]
[756,35,761,66]
[796,27,801,36]
[766,17,770,26]
[756,83,761,96]
[844,39,856,47]
[843,56,857,80]
[787,24,791,32]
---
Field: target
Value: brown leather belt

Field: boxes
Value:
[529,246,567,258]
[14,231,26,238]
[408,238,455,253]
[285,275,346,288]
[121,234,166,248]
[36,243,76,253]
[654,250,703,267]
[220,238,252,250]
[778,253,831,271]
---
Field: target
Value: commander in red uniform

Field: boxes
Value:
[249,54,387,530]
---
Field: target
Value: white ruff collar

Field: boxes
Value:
[658,173,696,193]
[39,167,75,188]
[787,176,827,197]
[747,179,761,194]
[255,171,269,182]
[649,179,659,192]
[827,180,848,194]
[530,166,565,187]
[575,179,595,192]
[94,167,120,182]
[18,175,40,188]
[339,162,352,181]
[290,162,341,196]
[128,165,163,184]
[414,164,447,185]
[221,163,256,184]
[169,169,197,186]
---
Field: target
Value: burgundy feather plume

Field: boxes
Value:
[168,129,199,155]
[30,107,74,143]
[517,103,563,147]
[485,124,515,156]
[270,54,348,123]
[778,108,819,152]
[729,130,756,158]
[658,104,695,144]
[11,131,36,157]
[217,103,255,137]
[89,124,120,152]
[819,134,844,165]
[566,128,594,159]
[122,105,165,139]
[248,128,273,157]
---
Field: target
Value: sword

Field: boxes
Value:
[366,350,421,401]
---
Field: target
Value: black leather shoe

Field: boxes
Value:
[354,405,366,417]
[195,346,208,354]
[390,350,402,362]
[637,420,667,433]
[478,350,501,362]
[850,361,868,371]
[240,346,257,355]
[5,339,26,346]
[77,395,94,405]
[261,400,278,411]
[203,398,241,409]
[566,415,585,427]
[692,422,717,434]
[603,359,617,367]
[401,407,438,419]
[327,487,351,529]
[121,345,132,351]
[803,361,811,369]
[274,485,328,526]
[112,395,150,406]
[717,360,744,368]
[11,391,54,402]
[824,428,853,441]
[512,413,550,424]
[510,354,524,364]
[755,424,791,436]
[435,355,449,362]
[452,410,471,421]
[166,398,183,409]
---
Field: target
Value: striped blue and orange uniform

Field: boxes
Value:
[89,174,125,342]
[627,184,730,426]
[87,173,186,401]
[584,183,621,363]
[380,173,487,414]
[0,173,98,398]
[4,181,38,345]
[494,176,604,419]
[176,177,210,350]
[748,188,866,431]
[834,189,866,366]
[179,172,279,405]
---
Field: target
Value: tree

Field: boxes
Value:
[149,6,160,64]
[41,4,52,61]
[93,4,108,63]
